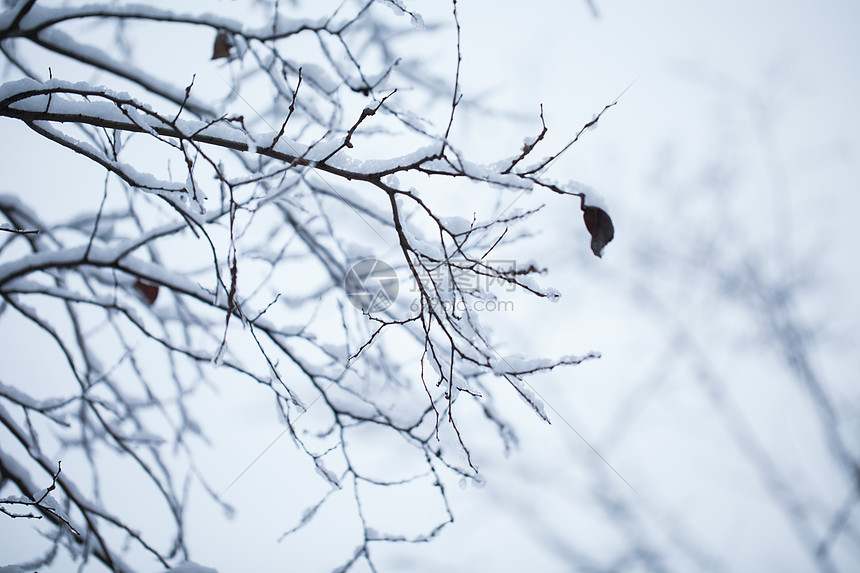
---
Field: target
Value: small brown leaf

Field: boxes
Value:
[583,205,614,258]
[211,31,233,60]
[134,279,159,305]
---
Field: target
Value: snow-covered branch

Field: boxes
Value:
[0,1,616,571]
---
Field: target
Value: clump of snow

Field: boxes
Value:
[490,355,551,376]
[317,144,440,176]
[440,215,472,235]
[124,430,166,445]
[505,373,548,422]
[156,562,218,573]
[0,379,67,416]
[314,461,342,488]
[401,227,443,260]
[383,174,400,187]
[543,287,561,302]
[379,0,412,17]
[567,180,607,210]
[38,492,73,525]
[513,272,561,302]
[185,173,207,214]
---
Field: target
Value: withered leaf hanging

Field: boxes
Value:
[582,205,614,258]
[134,279,160,305]
[211,31,233,60]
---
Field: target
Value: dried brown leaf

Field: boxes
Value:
[583,205,614,258]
